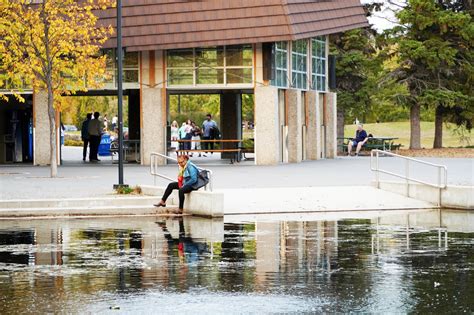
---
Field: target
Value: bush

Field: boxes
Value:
[115,185,142,195]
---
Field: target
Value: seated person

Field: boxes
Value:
[347,124,369,156]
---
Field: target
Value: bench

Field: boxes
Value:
[177,139,243,163]
[338,137,402,155]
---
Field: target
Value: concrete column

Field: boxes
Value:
[286,89,302,163]
[220,93,242,159]
[325,92,337,159]
[141,50,166,165]
[255,86,279,165]
[33,90,51,165]
[306,90,322,160]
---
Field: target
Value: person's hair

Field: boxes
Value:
[171,120,178,127]
[178,155,189,161]
[94,112,100,119]
[86,113,92,119]
[206,113,212,118]
[186,119,191,124]
[357,124,363,128]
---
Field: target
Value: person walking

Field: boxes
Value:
[88,112,102,162]
[81,113,92,161]
[153,155,198,214]
[202,113,217,155]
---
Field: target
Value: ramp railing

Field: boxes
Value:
[370,149,447,206]
[150,152,213,191]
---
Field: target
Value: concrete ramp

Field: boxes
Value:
[220,186,435,215]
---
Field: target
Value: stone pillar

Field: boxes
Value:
[306,90,322,160]
[220,93,242,159]
[140,50,166,165]
[325,92,337,159]
[255,86,279,165]
[33,90,51,165]
[286,89,302,163]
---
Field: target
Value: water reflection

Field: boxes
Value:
[0,209,472,314]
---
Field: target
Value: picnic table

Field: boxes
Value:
[338,137,401,153]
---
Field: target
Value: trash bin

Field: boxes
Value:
[98,133,112,156]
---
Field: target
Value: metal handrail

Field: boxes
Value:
[370,149,447,206]
[150,152,213,191]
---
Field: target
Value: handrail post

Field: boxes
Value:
[375,150,380,189]
[405,158,410,197]
[438,167,442,207]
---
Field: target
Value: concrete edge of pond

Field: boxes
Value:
[375,181,474,210]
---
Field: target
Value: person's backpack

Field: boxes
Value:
[211,126,221,140]
[192,169,210,190]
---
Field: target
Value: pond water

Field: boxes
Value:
[0,209,473,314]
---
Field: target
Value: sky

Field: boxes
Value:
[361,0,407,32]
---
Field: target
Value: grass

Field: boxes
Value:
[345,121,473,149]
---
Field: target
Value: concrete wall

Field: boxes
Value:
[376,180,474,210]
[33,91,51,165]
[325,92,337,159]
[254,86,280,165]
[140,50,166,165]
[306,90,321,160]
[286,89,302,163]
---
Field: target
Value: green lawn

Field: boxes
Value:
[345,121,473,149]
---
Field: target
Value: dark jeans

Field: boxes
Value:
[162,182,194,209]
[82,138,89,160]
[89,135,100,160]
[184,133,192,150]
[202,136,214,151]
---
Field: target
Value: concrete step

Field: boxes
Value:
[0,205,161,218]
[0,196,162,210]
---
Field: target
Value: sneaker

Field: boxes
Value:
[355,153,359,156]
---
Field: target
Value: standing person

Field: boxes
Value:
[153,155,198,214]
[60,122,65,146]
[81,113,92,161]
[184,119,193,153]
[170,120,179,151]
[103,114,108,131]
[178,122,187,151]
[347,124,368,156]
[88,112,102,162]
[191,121,202,157]
[202,113,217,155]
[111,115,118,132]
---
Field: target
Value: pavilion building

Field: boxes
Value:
[0,0,368,165]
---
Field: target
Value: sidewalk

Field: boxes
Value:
[0,156,472,215]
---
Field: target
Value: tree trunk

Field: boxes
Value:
[433,105,443,148]
[47,84,58,178]
[337,107,345,153]
[409,103,421,149]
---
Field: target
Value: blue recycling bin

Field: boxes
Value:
[98,133,112,156]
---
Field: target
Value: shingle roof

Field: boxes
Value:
[98,0,368,51]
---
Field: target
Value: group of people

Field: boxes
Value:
[81,112,106,162]
[170,114,219,157]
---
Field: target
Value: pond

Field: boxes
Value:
[0,209,472,314]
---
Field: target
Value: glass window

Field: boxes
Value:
[167,45,253,87]
[311,36,326,91]
[271,42,288,88]
[196,47,224,67]
[101,49,140,86]
[291,39,308,90]
[196,68,224,84]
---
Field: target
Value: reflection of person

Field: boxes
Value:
[88,111,102,162]
[170,120,179,151]
[347,124,368,156]
[154,155,198,214]
[81,113,92,161]
[202,114,217,154]
[157,217,209,265]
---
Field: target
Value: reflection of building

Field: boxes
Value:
[0,1,368,165]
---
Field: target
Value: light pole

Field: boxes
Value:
[114,0,127,189]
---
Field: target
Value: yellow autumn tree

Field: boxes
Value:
[0,0,114,177]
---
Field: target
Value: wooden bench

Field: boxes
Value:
[338,137,402,155]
